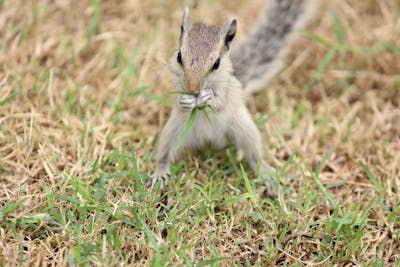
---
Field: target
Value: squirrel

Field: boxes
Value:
[148,0,314,197]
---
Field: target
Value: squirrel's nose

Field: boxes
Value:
[185,79,201,94]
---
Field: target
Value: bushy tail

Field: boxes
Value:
[231,0,314,93]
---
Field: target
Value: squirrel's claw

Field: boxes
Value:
[147,172,171,191]
[259,167,278,198]
[178,94,197,109]
[196,88,214,107]
[263,180,277,198]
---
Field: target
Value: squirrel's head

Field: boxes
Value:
[171,7,237,94]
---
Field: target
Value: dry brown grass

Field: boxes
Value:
[0,0,399,266]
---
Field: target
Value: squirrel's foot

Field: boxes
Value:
[147,172,171,191]
[263,179,277,198]
[178,94,197,109]
[196,88,214,108]
[259,166,278,198]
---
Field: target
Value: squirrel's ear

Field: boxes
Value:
[222,18,237,50]
[181,7,191,33]
[180,7,191,44]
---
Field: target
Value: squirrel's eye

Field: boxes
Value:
[177,51,183,65]
[212,58,220,71]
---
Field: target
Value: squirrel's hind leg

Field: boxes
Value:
[228,109,277,198]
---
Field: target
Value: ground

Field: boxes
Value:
[0,0,399,266]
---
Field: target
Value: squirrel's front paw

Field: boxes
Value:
[147,172,170,191]
[178,94,197,109]
[196,88,214,108]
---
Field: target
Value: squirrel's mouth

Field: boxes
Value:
[182,88,200,96]
[186,92,198,96]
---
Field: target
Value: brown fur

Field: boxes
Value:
[181,24,222,93]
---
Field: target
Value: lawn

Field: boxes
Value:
[0,0,399,266]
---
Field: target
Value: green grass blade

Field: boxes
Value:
[130,149,145,191]
[43,184,55,209]
[279,153,296,176]
[307,48,337,90]
[202,107,215,129]
[130,149,140,179]
[129,86,169,106]
[301,30,335,48]
[312,178,338,211]
[143,92,170,106]
[197,256,226,267]
[312,148,341,213]
[207,105,218,114]
[0,90,20,108]
[0,198,27,221]
[175,108,197,150]
[131,207,160,254]
[359,160,384,198]
[169,90,189,95]
[376,40,400,53]
[193,183,208,199]
[291,101,308,128]
[316,147,335,178]
[349,197,374,254]
[240,165,256,204]
[331,11,345,45]
[86,0,102,44]
[70,176,96,205]
[224,193,251,205]
[240,164,265,220]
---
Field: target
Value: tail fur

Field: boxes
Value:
[231,0,314,93]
